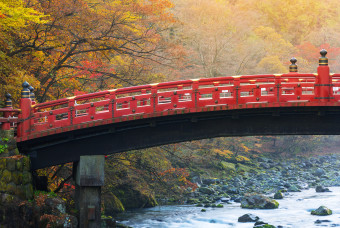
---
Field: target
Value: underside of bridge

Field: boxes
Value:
[18,106,340,170]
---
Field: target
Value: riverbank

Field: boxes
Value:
[182,154,340,207]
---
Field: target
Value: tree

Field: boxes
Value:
[2,0,177,102]
[0,0,47,102]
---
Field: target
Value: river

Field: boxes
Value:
[116,186,340,228]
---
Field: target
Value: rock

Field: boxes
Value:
[274,191,283,199]
[232,196,242,202]
[260,163,271,169]
[315,185,331,192]
[59,215,78,228]
[103,192,125,214]
[187,198,200,204]
[44,197,66,215]
[1,170,11,183]
[202,179,219,185]
[216,204,223,208]
[201,209,206,212]
[199,187,215,195]
[6,159,16,171]
[238,213,259,222]
[226,187,239,194]
[113,185,157,209]
[315,219,331,224]
[314,168,326,177]
[254,224,275,228]
[287,185,301,192]
[254,220,267,226]
[220,197,229,202]
[241,193,279,209]
[311,206,332,216]
[191,174,203,185]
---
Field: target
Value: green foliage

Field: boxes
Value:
[0,137,8,154]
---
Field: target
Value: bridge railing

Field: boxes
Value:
[1,49,337,141]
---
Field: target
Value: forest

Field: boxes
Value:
[2,0,340,220]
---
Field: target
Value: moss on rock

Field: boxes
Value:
[311,206,332,216]
[113,185,158,209]
[22,171,32,185]
[1,170,12,183]
[103,192,125,215]
[241,193,279,209]
[6,159,15,171]
[0,158,6,170]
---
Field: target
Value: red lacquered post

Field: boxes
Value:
[17,82,32,138]
[315,49,332,102]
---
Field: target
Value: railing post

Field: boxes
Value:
[17,82,32,138]
[151,85,158,113]
[1,93,13,130]
[109,90,116,120]
[275,74,282,103]
[315,49,333,102]
[192,80,199,109]
[233,77,240,105]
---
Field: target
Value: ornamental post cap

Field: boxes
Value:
[22,81,30,89]
[290,57,297,65]
[289,57,298,72]
[29,85,34,92]
[319,49,328,66]
[21,81,30,98]
[320,49,327,57]
[5,93,11,99]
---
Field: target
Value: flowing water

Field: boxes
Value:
[117,187,340,228]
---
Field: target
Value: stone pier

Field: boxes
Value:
[74,155,105,228]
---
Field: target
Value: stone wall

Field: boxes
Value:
[0,156,33,199]
[0,129,33,200]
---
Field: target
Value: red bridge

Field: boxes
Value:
[2,50,340,169]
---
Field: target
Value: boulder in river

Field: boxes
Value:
[274,191,283,199]
[311,206,332,216]
[314,219,331,224]
[315,185,331,193]
[253,220,275,227]
[238,213,259,222]
[240,193,279,209]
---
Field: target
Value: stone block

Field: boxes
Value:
[6,159,15,171]
[22,171,32,185]
[24,184,33,200]
[1,170,12,183]
[6,183,16,194]
[22,157,31,171]
[16,160,22,171]
[0,158,6,170]
[76,155,105,186]
[15,185,26,199]
[12,172,23,185]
